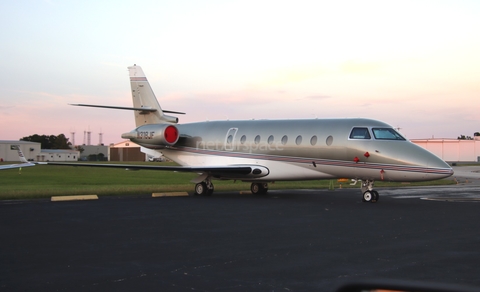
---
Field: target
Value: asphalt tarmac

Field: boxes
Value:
[1,183,480,291]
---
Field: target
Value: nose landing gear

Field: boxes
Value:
[361,180,379,203]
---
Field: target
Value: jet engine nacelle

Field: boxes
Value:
[121,124,179,148]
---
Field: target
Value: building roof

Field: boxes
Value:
[0,140,40,145]
[110,140,141,148]
[40,149,79,154]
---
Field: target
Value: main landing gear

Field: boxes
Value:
[361,179,379,203]
[194,179,214,196]
[193,180,269,196]
[250,183,269,195]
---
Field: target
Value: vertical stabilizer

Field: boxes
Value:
[128,65,177,126]
[0,145,34,170]
[16,146,29,163]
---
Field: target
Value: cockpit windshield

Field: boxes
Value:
[349,127,371,139]
[372,128,405,140]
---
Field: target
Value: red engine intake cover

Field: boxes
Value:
[164,125,179,144]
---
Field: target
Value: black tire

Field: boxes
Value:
[372,190,379,202]
[195,182,207,196]
[251,183,268,195]
[259,183,269,194]
[206,184,214,196]
[363,191,373,202]
[251,183,260,195]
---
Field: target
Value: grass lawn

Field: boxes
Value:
[0,162,455,200]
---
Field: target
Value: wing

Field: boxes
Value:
[37,162,269,180]
[0,163,35,170]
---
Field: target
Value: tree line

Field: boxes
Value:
[458,132,480,140]
[20,134,72,149]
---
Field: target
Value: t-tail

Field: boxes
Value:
[128,65,180,126]
[120,66,182,147]
[70,65,184,127]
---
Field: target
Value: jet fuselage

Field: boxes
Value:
[128,118,453,183]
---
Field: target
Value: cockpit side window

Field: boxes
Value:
[349,127,371,139]
[372,128,406,140]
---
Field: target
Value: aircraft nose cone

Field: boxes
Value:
[447,167,454,176]
[424,151,454,179]
[435,163,454,178]
[431,156,452,169]
[405,142,453,179]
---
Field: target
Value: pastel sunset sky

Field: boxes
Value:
[1,0,479,145]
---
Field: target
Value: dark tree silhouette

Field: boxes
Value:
[20,134,72,149]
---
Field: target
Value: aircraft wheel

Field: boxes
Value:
[372,190,379,202]
[206,184,214,196]
[251,183,268,195]
[195,182,207,196]
[260,183,269,194]
[362,190,373,202]
[251,183,260,194]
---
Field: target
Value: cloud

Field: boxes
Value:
[340,60,383,74]
[304,95,332,100]
[257,65,330,87]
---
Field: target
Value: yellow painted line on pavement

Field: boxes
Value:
[152,192,189,197]
[51,195,98,202]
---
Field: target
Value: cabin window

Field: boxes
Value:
[254,135,261,144]
[372,128,405,140]
[295,135,302,145]
[326,135,333,146]
[281,135,288,145]
[310,135,318,146]
[349,127,371,139]
[227,135,233,144]
[240,135,246,144]
[268,135,274,144]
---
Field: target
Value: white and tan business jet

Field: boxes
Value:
[44,65,453,203]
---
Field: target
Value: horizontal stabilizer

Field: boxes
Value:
[70,104,185,115]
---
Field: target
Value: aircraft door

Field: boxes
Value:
[224,128,238,151]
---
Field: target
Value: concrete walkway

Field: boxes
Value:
[451,166,480,185]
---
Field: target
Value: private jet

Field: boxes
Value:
[44,65,453,202]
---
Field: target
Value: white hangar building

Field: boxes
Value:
[412,138,480,163]
[0,140,41,162]
[39,149,80,162]
[0,141,79,162]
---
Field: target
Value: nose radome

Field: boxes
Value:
[412,143,453,178]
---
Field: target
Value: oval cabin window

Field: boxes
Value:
[295,135,302,145]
